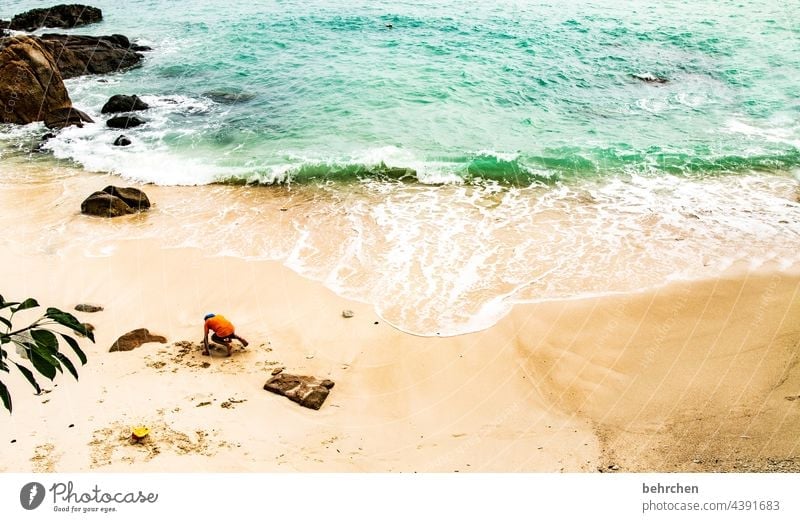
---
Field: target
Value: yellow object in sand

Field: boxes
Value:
[131,426,150,441]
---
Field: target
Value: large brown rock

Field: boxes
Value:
[0,36,74,125]
[109,328,167,352]
[263,373,335,410]
[80,191,134,217]
[39,34,145,79]
[9,4,102,32]
[102,185,150,210]
[80,186,151,217]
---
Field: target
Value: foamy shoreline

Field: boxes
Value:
[1,161,799,472]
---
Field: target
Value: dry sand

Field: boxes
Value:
[0,168,798,472]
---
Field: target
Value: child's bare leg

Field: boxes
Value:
[233,334,249,347]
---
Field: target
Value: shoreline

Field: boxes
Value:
[1,230,798,471]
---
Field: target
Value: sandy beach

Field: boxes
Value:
[1,163,798,473]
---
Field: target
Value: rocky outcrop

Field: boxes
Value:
[43,106,94,129]
[101,94,149,114]
[80,185,150,217]
[38,34,146,79]
[263,373,335,410]
[109,328,167,352]
[107,115,146,129]
[0,36,92,128]
[9,4,102,31]
[113,135,131,146]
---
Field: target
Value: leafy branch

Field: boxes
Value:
[0,295,93,413]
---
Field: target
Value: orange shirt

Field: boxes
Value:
[205,315,234,337]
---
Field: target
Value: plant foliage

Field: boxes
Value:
[0,295,93,413]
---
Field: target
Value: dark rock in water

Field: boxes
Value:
[0,19,9,36]
[41,132,57,141]
[113,135,132,147]
[109,328,167,352]
[75,303,103,313]
[203,90,256,104]
[0,36,74,125]
[9,4,102,31]
[633,73,668,84]
[39,34,145,79]
[102,185,150,210]
[80,185,150,217]
[106,115,146,129]
[102,94,149,114]
[263,373,335,410]
[44,107,94,129]
[81,191,134,217]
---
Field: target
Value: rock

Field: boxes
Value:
[203,90,256,104]
[342,309,354,318]
[101,185,150,210]
[80,191,134,217]
[113,135,132,147]
[39,34,145,79]
[106,115,146,129]
[109,328,167,352]
[75,303,103,313]
[633,73,668,84]
[0,36,75,126]
[263,373,335,410]
[9,4,102,31]
[43,107,94,129]
[101,94,149,114]
[271,367,284,376]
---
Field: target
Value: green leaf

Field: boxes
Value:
[31,330,58,352]
[0,380,10,413]
[0,301,19,310]
[13,363,41,394]
[53,353,78,380]
[60,334,87,365]
[0,316,11,329]
[10,298,39,313]
[45,308,94,341]
[28,345,58,380]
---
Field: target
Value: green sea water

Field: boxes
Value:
[1,1,799,335]
[2,0,799,183]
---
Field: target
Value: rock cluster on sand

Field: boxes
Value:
[8,4,102,32]
[80,185,151,217]
[109,328,167,352]
[263,373,335,410]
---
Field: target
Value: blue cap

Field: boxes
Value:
[204,313,215,320]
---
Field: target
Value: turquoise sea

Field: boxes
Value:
[1,0,799,334]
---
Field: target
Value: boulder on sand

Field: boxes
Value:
[9,4,102,31]
[109,328,167,352]
[80,185,150,217]
[263,373,335,410]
